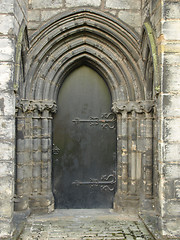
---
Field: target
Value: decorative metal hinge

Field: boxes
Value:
[72,113,116,129]
[52,144,60,155]
[72,171,116,192]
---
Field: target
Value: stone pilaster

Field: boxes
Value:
[112,100,155,212]
[15,99,57,213]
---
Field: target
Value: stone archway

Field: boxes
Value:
[15,9,155,213]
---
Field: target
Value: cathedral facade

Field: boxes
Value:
[0,0,179,239]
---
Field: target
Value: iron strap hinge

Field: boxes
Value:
[72,171,116,192]
[72,113,116,129]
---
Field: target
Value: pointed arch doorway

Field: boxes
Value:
[52,65,117,208]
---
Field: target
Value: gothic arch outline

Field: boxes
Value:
[23,8,145,102]
[15,8,156,213]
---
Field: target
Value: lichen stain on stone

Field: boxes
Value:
[122,148,127,156]
[0,98,5,114]
[1,122,6,128]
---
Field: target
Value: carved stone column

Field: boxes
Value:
[15,99,57,213]
[112,100,155,212]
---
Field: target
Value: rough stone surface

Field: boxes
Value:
[30,0,63,9]
[106,0,141,10]
[0,0,179,239]
[66,0,101,7]
[19,209,155,240]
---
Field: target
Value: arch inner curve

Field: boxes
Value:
[23,8,145,103]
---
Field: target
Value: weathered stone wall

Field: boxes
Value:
[142,0,180,237]
[0,0,180,239]
[27,0,142,35]
[160,0,180,237]
[0,0,28,238]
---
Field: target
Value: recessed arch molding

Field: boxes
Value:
[15,8,156,213]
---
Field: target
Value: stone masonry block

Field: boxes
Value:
[30,0,63,9]
[0,162,13,177]
[0,220,13,239]
[163,94,180,118]
[0,63,13,91]
[175,180,180,199]
[151,0,160,12]
[28,21,41,31]
[0,15,14,35]
[41,9,62,21]
[164,42,180,53]
[163,164,180,179]
[0,197,13,218]
[17,0,28,17]
[66,0,101,7]
[164,1,180,19]
[0,117,15,139]
[106,0,141,10]
[163,218,180,236]
[163,118,180,142]
[28,9,41,21]
[0,92,15,116]
[164,52,180,66]
[0,141,14,161]
[150,5,161,30]
[0,0,14,14]
[165,200,180,217]
[118,10,141,29]
[163,180,176,199]
[14,0,25,25]
[163,64,180,92]
[164,142,180,162]
[0,176,14,198]
[0,37,14,61]
[163,21,180,41]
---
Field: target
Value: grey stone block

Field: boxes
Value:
[163,94,180,117]
[0,117,15,139]
[163,218,180,236]
[118,10,141,29]
[163,164,180,179]
[175,180,180,199]
[0,162,13,177]
[106,0,141,9]
[0,37,14,62]
[164,65,180,93]
[40,9,63,21]
[0,63,13,91]
[0,92,15,116]
[0,0,14,14]
[164,142,180,162]
[66,0,101,7]
[14,0,25,25]
[164,1,180,19]
[0,220,13,239]
[0,141,14,161]
[163,118,180,142]
[0,176,14,198]
[28,9,41,21]
[30,0,63,9]
[0,15,14,35]
[163,21,180,41]
[0,197,13,218]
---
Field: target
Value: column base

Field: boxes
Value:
[0,219,14,240]
[29,192,54,214]
[113,191,139,213]
[14,196,29,212]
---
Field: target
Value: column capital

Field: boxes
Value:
[112,100,155,114]
[16,99,57,114]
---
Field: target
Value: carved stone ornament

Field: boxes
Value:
[16,98,57,113]
[112,100,155,114]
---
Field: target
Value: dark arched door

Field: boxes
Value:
[53,66,116,208]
